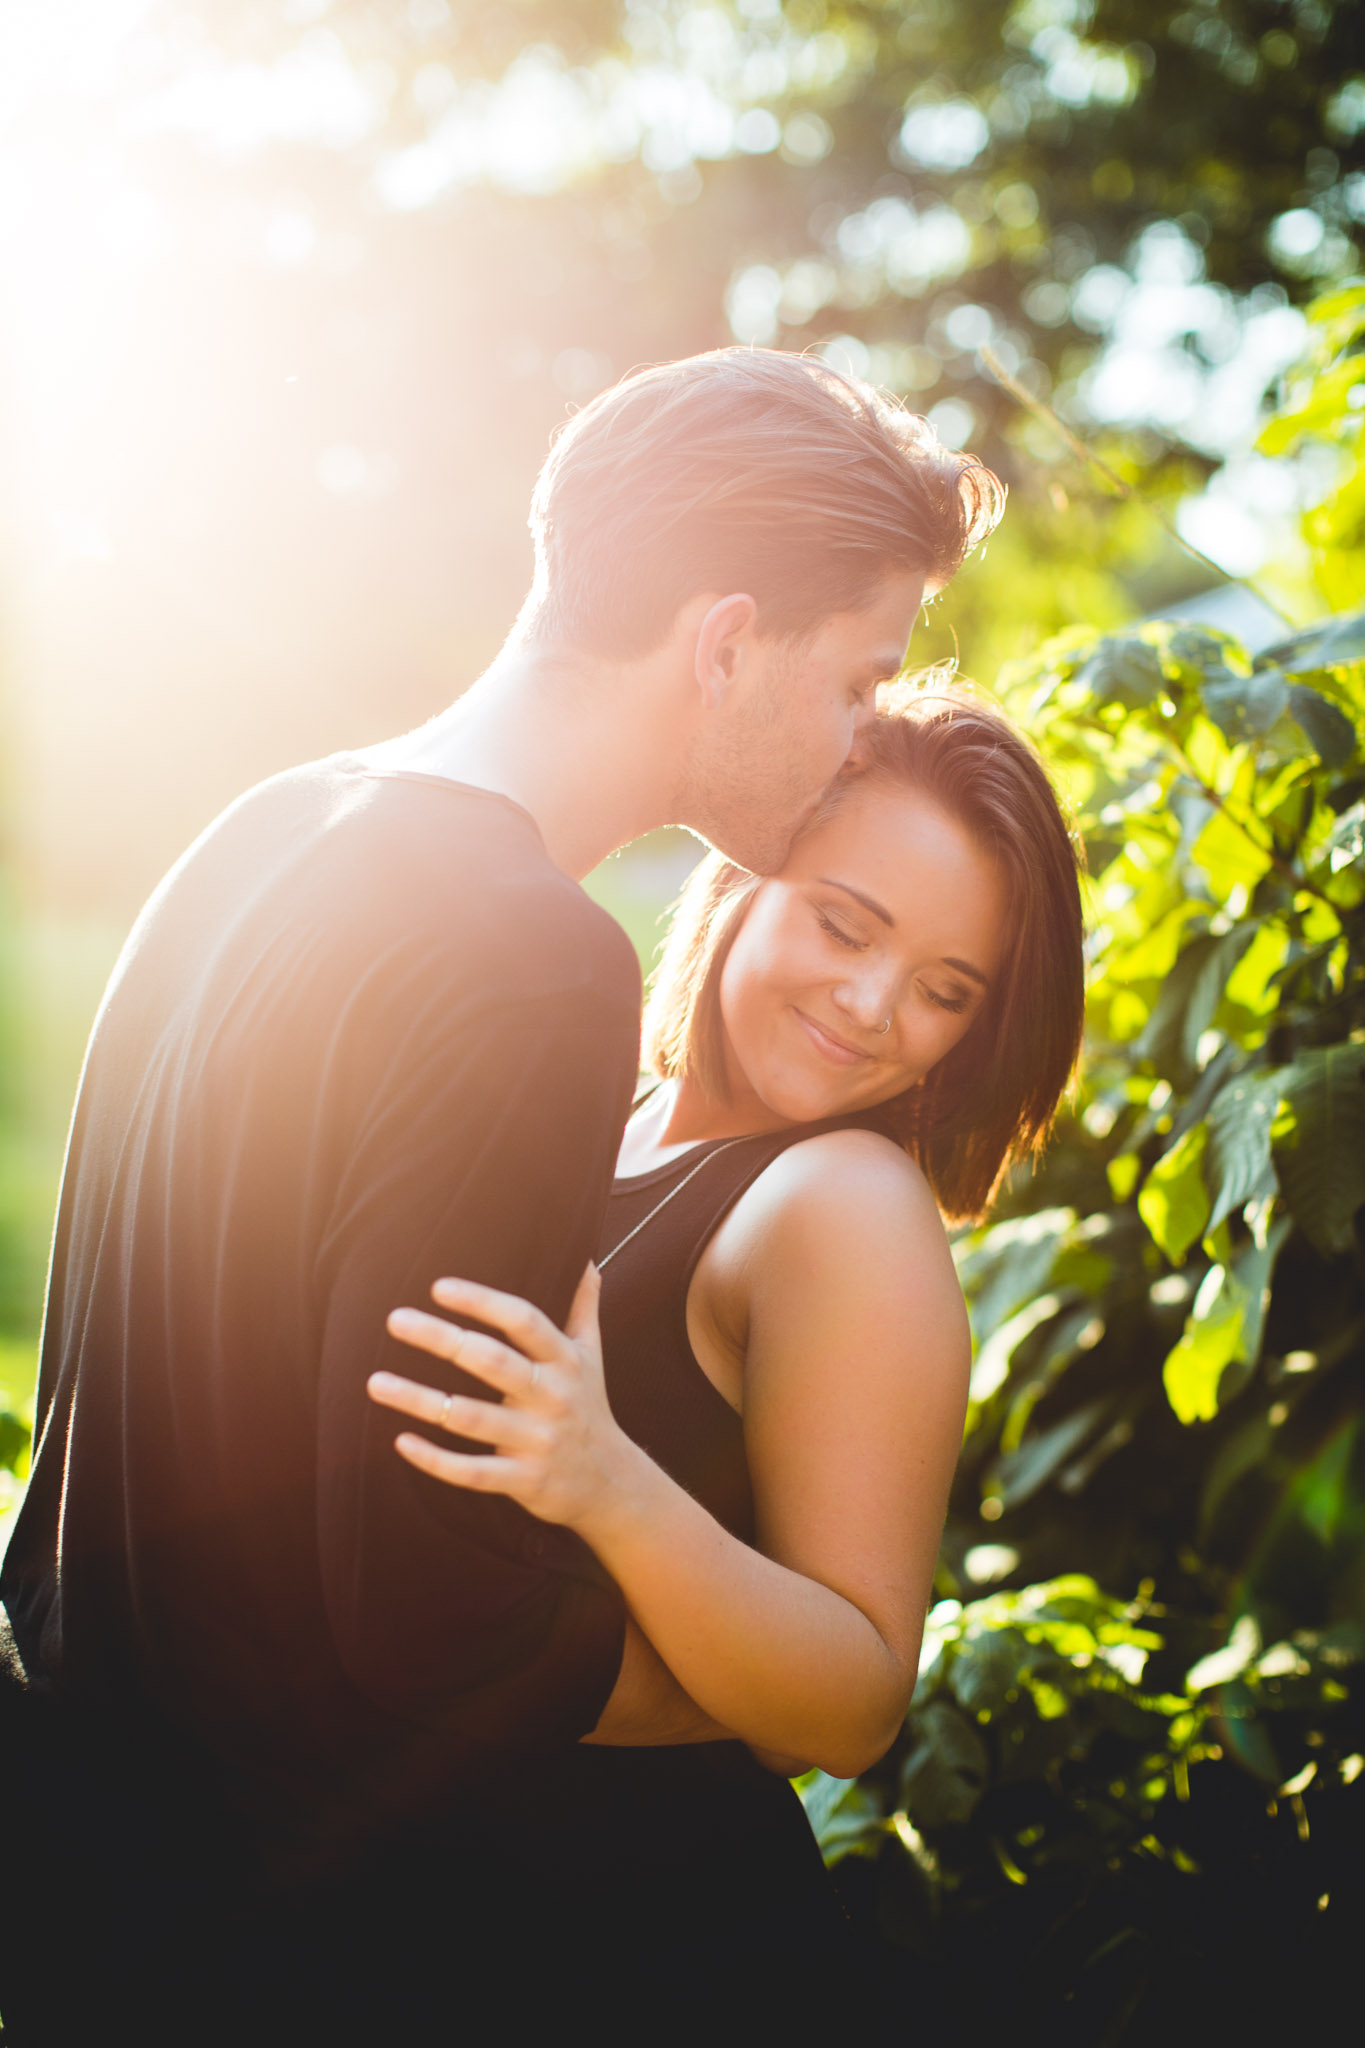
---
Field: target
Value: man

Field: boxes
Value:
[0,348,999,2040]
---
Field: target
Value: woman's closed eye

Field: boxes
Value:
[815,907,865,952]
[920,982,969,1014]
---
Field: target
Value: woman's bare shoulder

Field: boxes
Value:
[711,1124,958,1306]
[726,1126,969,1421]
[752,1126,943,1233]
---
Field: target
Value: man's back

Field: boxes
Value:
[2,756,638,1863]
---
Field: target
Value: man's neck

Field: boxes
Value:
[364,640,687,879]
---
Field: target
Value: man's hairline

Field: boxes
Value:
[521,555,937,666]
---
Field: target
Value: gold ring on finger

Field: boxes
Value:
[439,1393,455,1432]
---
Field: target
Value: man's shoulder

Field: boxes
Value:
[181,755,640,1011]
[351,770,640,1003]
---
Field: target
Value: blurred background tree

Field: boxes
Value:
[1,0,1358,917]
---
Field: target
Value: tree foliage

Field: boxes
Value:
[1260,281,1365,608]
[161,0,1364,671]
[797,284,1365,2035]
[187,0,1363,415]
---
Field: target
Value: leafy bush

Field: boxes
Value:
[801,286,1365,2036]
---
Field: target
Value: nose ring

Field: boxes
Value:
[876,1018,891,1035]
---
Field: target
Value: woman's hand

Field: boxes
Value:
[369,1264,640,1532]
[373,1277,817,1771]
[371,1134,964,1778]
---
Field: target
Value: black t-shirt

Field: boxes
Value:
[0,757,639,1856]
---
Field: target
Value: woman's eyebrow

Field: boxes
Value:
[817,877,992,987]
[941,956,990,989]
[817,877,894,926]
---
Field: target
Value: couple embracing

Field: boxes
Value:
[0,349,1083,2040]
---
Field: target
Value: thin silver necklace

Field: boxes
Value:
[598,1138,753,1270]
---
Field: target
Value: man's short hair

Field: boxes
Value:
[519,347,1005,658]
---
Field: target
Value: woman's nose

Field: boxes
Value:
[833,972,897,1033]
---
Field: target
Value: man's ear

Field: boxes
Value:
[693,593,758,710]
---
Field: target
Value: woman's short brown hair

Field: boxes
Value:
[521,348,1003,658]
[643,683,1085,1223]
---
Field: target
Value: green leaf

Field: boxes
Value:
[1186,1614,1261,1692]
[796,1771,885,1865]
[1222,922,1289,1018]
[1163,1266,1244,1423]
[993,1398,1115,1510]
[1260,350,1365,451]
[1305,282,1365,331]
[1202,1216,1288,1409]
[1190,810,1272,905]
[1169,781,1218,859]
[1139,1123,1211,1264]
[1226,1218,1290,1369]
[969,1292,1068,1404]
[1104,899,1200,983]
[1286,684,1358,767]
[796,1769,858,1837]
[1136,928,1255,1084]
[1300,609,1365,671]
[1204,1070,1283,1232]
[1200,666,1289,742]
[1164,623,1237,677]
[1273,1045,1365,1257]
[998,1303,1105,1453]
[1324,800,1365,874]
[949,1628,1033,1716]
[1199,1412,1275,1539]
[1075,637,1166,710]
[1218,1679,1285,1782]
[1024,1678,1069,1723]
[1261,606,1365,677]
[900,1700,990,1828]
[1292,1419,1361,1546]
[958,1209,1074,1342]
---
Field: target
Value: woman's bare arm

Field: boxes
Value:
[370,1131,968,1778]
[581,1617,729,1745]
[583,1621,808,1774]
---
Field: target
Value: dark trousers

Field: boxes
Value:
[0,1674,279,2045]
[0,1677,544,2044]
[0,1678,872,2043]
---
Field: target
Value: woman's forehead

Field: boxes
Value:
[784,780,962,872]
[779,782,1008,953]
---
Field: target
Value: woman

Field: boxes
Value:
[369,684,1084,2010]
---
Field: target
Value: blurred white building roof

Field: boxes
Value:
[1154,582,1287,655]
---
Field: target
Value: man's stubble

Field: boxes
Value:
[669,646,826,876]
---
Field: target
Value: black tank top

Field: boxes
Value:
[596,1109,891,1543]
[495,1106,898,1943]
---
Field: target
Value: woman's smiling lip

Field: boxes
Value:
[792,1006,873,1065]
